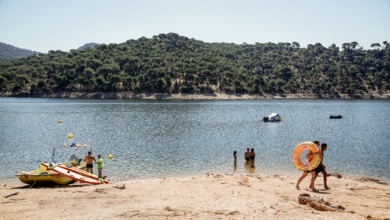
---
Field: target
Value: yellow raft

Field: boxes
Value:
[16,162,86,185]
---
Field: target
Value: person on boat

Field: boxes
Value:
[245,148,250,165]
[295,141,320,190]
[96,154,103,178]
[249,148,256,168]
[84,151,96,174]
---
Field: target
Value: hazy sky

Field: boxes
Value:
[1,0,389,53]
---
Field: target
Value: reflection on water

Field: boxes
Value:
[233,166,237,174]
[0,98,389,183]
[244,162,255,174]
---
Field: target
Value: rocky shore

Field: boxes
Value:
[1,91,389,99]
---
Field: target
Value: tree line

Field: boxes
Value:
[0,33,389,97]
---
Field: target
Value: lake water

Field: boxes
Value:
[0,98,389,183]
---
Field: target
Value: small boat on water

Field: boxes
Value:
[16,161,86,185]
[330,115,343,119]
[263,113,282,122]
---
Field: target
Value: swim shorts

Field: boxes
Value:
[314,165,323,174]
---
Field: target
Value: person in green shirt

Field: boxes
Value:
[96,154,103,178]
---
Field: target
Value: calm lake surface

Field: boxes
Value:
[0,98,389,183]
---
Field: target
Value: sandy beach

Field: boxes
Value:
[1,173,389,220]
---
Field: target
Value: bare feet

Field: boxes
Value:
[295,185,300,190]
[324,186,330,190]
[310,187,319,192]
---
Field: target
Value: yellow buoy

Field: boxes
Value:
[58,119,63,124]
[67,133,74,139]
[108,154,113,160]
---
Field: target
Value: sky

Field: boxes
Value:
[0,0,389,53]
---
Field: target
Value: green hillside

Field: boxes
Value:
[0,33,389,98]
[0,42,40,63]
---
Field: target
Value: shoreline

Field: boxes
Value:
[4,167,390,185]
[2,173,389,219]
[1,92,389,99]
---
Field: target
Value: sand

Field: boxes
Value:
[1,173,389,220]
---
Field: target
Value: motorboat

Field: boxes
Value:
[330,115,343,119]
[263,113,282,122]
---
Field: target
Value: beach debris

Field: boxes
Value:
[94,188,107,194]
[298,193,345,211]
[164,206,173,211]
[112,183,125,189]
[327,172,342,178]
[213,174,224,178]
[4,192,18,198]
[355,177,388,185]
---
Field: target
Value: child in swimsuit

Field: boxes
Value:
[233,151,237,167]
[96,154,103,178]
[249,148,255,168]
[245,148,250,164]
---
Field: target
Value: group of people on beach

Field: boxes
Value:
[83,151,104,178]
[233,141,329,192]
[233,148,256,168]
[295,141,329,191]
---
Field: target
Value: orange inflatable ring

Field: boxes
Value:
[292,142,321,171]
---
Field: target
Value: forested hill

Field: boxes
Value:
[0,33,389,98]
[77,43,99,50]
[0,42,40,63]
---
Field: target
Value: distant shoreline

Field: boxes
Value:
[1,92,389,99]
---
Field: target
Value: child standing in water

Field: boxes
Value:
[233,151,237,167]
[249,148,255,168]
[245,148,250,165]
[96,154,103,178]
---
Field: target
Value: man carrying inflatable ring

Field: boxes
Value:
[293,141,329,191]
